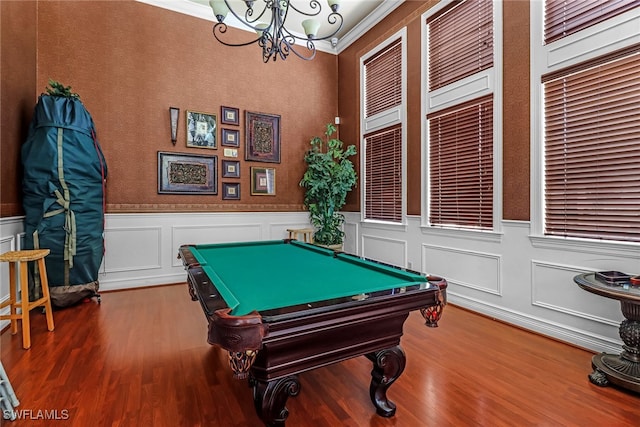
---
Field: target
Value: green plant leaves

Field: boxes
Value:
[300,123,357,246]
[44,79,80,99]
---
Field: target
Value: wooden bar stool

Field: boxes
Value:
[286,228,314,243]
[0,249,55,349]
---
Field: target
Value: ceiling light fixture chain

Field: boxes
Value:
[209,0,344,62]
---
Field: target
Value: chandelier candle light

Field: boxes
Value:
[209,0,344,62]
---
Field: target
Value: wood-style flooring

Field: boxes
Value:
[1,283,638,426]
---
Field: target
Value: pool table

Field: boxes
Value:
[178,239,447,427]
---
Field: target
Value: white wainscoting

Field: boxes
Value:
[343,213,640,355]
[101,212,312,290]
[0,212,312,313]
[0,217,27,331]
[3,212,638,356]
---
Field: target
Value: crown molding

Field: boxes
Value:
[336,0,406,53]
[136,0,335,54]
[137,0,404,56]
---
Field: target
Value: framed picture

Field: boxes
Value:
[186,110,217,149]
[158,151,217,194]
[222,182,241,200]
[222,160,240,178]
[245,111,281,163]
[250,167,276,196]
[221,128,240,147]
[221,106,240,125]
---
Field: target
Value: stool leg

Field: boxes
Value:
[37,258,55,332]
[19,262,30,350]
[8,263,18,335]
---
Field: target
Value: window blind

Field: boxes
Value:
[429,96,494,229]
[543,48,640,242]
[364,125,402,222]
[544,0,639,44]
[364,39,402,118]
[427,0,493,91]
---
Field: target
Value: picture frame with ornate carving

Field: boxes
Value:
[245,111,281,163]
[158,151,217,194]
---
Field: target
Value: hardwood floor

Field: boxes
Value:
[1,283,637,426]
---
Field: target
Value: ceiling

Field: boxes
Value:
[139,0,403,52]
[190,0,385,40]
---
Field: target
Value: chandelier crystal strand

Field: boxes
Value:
[209,0,343,62]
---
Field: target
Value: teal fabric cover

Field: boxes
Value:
[22,95,107,294]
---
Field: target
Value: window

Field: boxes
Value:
[364,125,402,222]
[428,0,493,90]
[544,0,638,44]
[429,96,494,228]
[425,0,497,231]
[361,34,405,223]
[535,1,640,243]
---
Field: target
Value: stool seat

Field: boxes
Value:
[0,249,50,263]
[287,228,314,243]
[0,249,54,349]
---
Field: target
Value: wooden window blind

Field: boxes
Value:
[429,96,493,229]
[544,0,639,44]
[543,48,640,242]
[364,125,402,222]
[364,39,402,118]
[427,0,493,91]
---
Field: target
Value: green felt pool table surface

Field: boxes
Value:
[188,239,428,316]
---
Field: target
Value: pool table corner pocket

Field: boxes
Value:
[209,308,268,379]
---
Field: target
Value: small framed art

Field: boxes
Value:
[221,106,240,125]
[186,110,217,149]
[250,166,276,196]
[158,152,217,195]
[222,183,241,200]
[222,128,240,147]
[245,111,281,163]
[222,160,240,178]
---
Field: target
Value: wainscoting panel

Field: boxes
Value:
[361,234,406,267]
[171,223,263,267]
[423,244,501,295]
[343,221,358,254]
[173,223,263,244]
[104,226,162,272]
[531,261,621,326]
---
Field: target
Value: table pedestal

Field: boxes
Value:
[588,300,640,393]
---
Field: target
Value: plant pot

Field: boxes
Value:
[315,243,343,251]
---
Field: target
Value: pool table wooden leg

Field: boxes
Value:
[366,346,406,417]
[251,375,301,427]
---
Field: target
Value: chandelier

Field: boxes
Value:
[209,0,344,62]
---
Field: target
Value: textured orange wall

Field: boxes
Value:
[2,1,532,220]
[502,0,531,221]
[2,0,337,215]
[338,1,531,220]
[1,1,38,217]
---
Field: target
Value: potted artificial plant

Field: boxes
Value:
[299,123,357,248]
